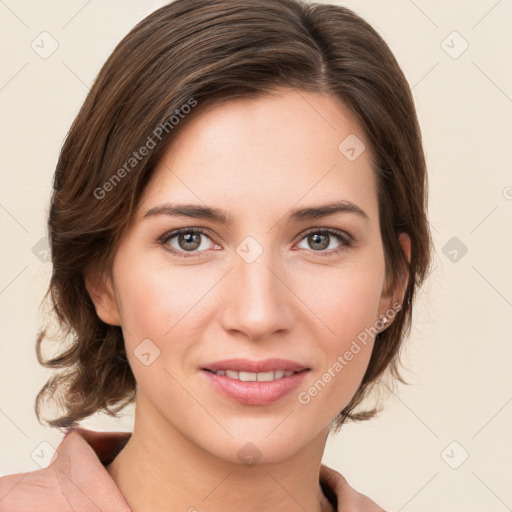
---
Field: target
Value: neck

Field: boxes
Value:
[106,395,335,512]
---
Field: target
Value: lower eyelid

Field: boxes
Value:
[159,228,354,257]
[296,230,353,252]
[160,230,215,253]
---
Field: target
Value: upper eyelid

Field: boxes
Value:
[160,226,353,247]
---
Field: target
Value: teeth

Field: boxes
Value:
[213,369,297,381]
[239,371,257,382]
[256,371,276,382]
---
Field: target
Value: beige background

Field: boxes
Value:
[1,1,511,510]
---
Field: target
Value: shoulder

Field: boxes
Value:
[0,466,68,511]
[320,463,389,512]
[0,428,132,512]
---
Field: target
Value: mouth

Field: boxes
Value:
[201,357,310,374]
[200,358,310,406]
[202,368,306,382]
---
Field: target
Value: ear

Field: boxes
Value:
[84,268,121,326]
[377,232,411,324]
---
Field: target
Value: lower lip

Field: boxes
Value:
[201,369,309,406]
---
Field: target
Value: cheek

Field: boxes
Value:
[113,255,205,340]
[114,241,385,405]
[292,257,385,409]
[296,257,385,345]
[112,257,199,401]
[112,253,224,391]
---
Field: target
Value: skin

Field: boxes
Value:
[87,87,410,512]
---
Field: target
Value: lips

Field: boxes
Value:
[201,358,310,373]
[200,358,311,406]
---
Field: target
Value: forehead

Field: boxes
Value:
[138,89,379,224]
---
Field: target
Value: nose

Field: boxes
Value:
[220,245,295,342]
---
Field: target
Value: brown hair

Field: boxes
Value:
[35,0,433,434]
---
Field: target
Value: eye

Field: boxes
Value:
[295,228,354,256]
[158,227,355,259]
[158,228,217,259]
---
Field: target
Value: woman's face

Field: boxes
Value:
[90,88,409,463]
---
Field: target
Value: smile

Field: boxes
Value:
[201,368,309,406]
[206,369,298,381]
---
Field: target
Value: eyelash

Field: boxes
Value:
[157,227,355,260]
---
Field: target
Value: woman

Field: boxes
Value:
[0,0,432,510]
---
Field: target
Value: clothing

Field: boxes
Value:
[0,428,387,511]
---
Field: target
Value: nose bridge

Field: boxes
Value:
[222,237,292,340]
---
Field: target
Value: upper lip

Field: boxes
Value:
[201,358,310,373]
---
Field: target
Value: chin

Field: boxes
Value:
[201,417,325,465]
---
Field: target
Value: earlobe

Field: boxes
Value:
[84,270,121,326]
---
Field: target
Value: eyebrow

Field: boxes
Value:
[142,200,370,225]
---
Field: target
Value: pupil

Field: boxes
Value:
[180,232,200,251]
[310,233,328,250]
